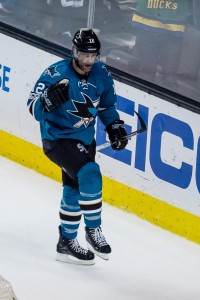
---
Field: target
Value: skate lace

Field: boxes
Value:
[69,239,88,255]
[90,228,107,247]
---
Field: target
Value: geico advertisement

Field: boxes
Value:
[0,33,200,216]
[96,82,200,217]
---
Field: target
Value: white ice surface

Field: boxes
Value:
[0,156,200,300]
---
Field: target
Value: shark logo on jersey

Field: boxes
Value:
[43,66,60,77]
[67,93,100,128]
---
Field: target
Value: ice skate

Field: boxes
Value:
[56,227,95,265]
[85,226,111,260]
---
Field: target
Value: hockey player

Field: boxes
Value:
[27,29,128,265]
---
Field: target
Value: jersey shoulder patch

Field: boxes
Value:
[42,59,68,78]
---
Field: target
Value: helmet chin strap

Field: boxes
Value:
[74,57,84,72]
[72,47,83,71]
[74,57,83,71]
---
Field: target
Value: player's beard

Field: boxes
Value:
[75,58,92,74]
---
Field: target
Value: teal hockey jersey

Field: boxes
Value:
[27,58,119,145]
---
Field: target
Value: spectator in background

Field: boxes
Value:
[177,0,200,99]
[0,0,28,26]
[192,0,200,93]
[192,0,200,29]
[43,0,87,45]
[131,0,190,90]
[0,0,18,14]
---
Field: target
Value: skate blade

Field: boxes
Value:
[87,243,110,260]
[56,253,95,266]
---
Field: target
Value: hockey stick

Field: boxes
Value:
[96,111,147,151]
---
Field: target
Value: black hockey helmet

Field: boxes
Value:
[72,29,101,54]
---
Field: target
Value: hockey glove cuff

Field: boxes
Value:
[41,78,69,112]
[106,120,128,150]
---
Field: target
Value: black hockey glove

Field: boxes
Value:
[41,78,69,112]
[106,120,128,150]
